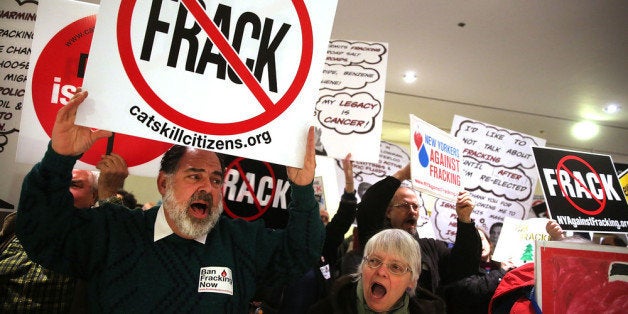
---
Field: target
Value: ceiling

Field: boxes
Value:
[330,0,628,165]
[83,0,627,164]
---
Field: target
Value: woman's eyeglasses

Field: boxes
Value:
[363,256,412,275]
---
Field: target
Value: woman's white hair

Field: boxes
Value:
[357,229,421,294]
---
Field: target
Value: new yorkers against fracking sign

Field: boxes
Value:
[410,115,462,202]
[533,147,628,233]
[79,0,337,167]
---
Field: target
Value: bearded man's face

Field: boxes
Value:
[158,149,224,239]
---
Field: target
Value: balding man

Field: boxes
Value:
[1,163,126,312]
[16,89,324,313]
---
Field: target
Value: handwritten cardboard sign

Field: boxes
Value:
[314,40,388,162]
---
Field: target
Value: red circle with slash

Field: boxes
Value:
[222,157,277,221]
[555,155,606,215]
[116,0,314,135]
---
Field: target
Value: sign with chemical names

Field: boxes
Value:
[78,0,338,168]
[432,115,546,243]
[0,0,37,210]
[410,114,463,202]
[0,1,35,153]
[314,39,388,162]
[533,146,628,233]
[15,0,172,176]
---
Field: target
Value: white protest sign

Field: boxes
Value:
[314,40,388,162]
[15,0,173,176]
[438,115,546,242]
[17,0,95,167]
[79,0,338,167]
[0,0,37,210]
[409,114,463,202]
[0,1,35,150]
[492,217,550,267]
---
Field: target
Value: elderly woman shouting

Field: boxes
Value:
[308,229,445,313]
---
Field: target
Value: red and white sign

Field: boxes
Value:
[16,0,172,175]
[79,0,338,167]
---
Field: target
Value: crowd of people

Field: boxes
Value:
[1,88,626,313]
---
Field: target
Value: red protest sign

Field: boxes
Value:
[31,15,171,167]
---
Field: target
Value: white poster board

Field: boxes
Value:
[409,114,463,202]
[314,39,388,162]
[492,217,550,267]
[442,115,546,242]
[0,0,38,210]
[79,0,338,167]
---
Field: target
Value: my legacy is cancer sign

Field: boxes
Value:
[79,0,337,167]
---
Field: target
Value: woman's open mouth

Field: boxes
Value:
[371,282,387,299]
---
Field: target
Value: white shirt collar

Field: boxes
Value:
[154,204,207,244]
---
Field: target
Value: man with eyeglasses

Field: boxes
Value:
[356,163,481,295]
[15,90,324,313]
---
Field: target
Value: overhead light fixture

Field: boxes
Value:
[403,71,417,83]
[603,103,621,114]
[571,121,599,140]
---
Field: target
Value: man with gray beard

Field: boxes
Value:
[16,89,324,313]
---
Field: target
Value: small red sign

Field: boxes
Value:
[32,15,172,166]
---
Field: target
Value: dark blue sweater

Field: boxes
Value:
[16,145,324,313]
